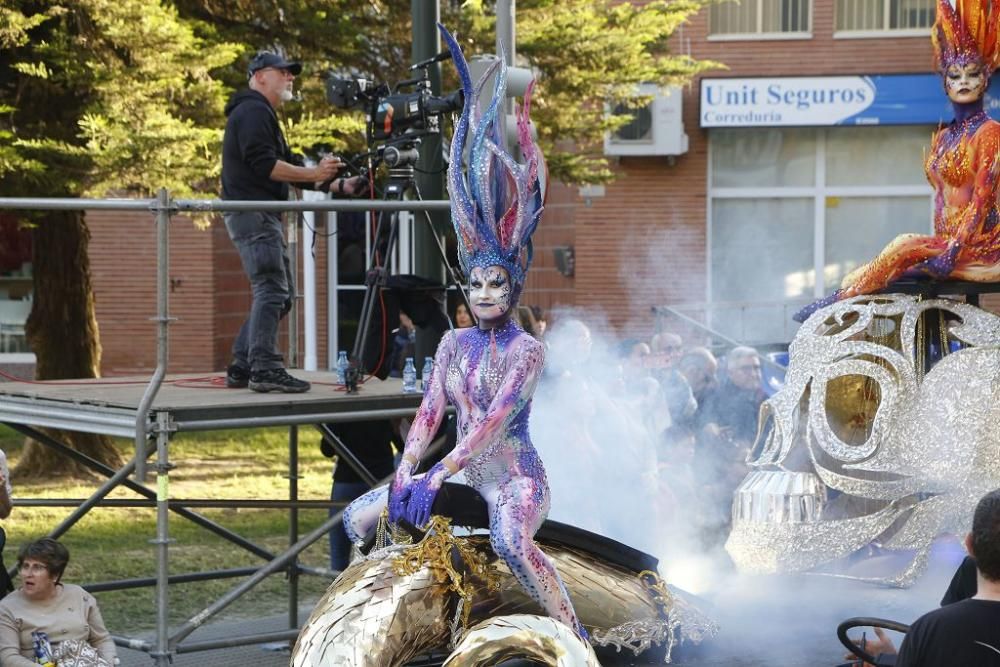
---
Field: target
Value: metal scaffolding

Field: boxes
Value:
[0,193,450,665]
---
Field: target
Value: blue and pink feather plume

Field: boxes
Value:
[439,24,544,295]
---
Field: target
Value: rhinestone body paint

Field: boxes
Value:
[345,319,583,635]
[344,24,584,638]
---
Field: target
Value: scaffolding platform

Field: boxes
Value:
[0,371,421,438]
[0,371,423,665]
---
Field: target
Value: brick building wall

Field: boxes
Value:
[521,182,577,314]
[89,209,335,376]
[88,210,222,375]
[573,2,938,339]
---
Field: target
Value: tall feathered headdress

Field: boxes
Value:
[439,24,544,296]
[933,0,1000,72]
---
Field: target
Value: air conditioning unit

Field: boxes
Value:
[604,84,688,157]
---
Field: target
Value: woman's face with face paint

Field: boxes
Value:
[945,61,988,104]
[469,265,513,328]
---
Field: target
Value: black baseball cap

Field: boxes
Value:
[247,52,302,79]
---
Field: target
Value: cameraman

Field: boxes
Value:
[222,51,365,393]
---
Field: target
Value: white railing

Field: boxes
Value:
[654,298,810,347]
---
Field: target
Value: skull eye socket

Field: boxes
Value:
[824,373,881,448]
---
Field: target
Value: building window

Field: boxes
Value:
[836,0,934,32]
[706,126,932,344]
[329,210,414,372]
[0,216,32,356]
[710,0,811,36]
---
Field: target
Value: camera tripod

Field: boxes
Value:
[350,158,471,378]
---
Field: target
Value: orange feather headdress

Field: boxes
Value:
[933,0,1000,72]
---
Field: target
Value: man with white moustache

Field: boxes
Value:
[221,51,363,393]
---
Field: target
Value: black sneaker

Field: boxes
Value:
[225,363,250,389]
[249,368,311,393]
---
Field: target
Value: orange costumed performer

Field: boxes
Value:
[796,0,1000,322]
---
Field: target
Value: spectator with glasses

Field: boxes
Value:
[0,538,117,666]
[698,346,765,449]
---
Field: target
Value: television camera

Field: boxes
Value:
[323,51,468,379]
[325,50,463,171]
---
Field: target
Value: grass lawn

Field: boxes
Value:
[0,424,339,634]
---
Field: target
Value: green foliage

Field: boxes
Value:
[452,0,723,183]
[0,1,232,196]
[0,0,720,194]
[282,112,365,156]
[0,6,54,49]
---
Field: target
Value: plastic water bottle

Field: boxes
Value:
[402,357,417,393]
[420,356,434,392]
[32,631,55,667]
[336,350,349,384]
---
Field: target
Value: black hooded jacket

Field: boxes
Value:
[221,89,293,201]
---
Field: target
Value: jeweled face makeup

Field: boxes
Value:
[945,60,988,105]
[469,265,513,327]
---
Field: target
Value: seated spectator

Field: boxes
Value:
[0,538,118,666]
[845,490,1000,666]
[698,346,765,450]
[650,332,683,369]
[453,302,474,328]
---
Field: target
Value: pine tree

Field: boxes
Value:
[0,0,241,475]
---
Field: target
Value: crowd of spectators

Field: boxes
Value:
[614,330,769,550]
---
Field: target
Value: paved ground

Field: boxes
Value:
[116,547,959,667]
[117,611,304,667]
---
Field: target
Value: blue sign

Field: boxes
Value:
[700,74,1000,128]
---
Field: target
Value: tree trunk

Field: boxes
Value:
[16,211,123,478]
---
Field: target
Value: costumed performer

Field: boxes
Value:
[795,0,1000,322]
[342,25,587,639]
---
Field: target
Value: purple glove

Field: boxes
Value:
[388,458,415,524]
[404,462,450,528]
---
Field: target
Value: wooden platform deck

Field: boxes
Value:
[0,371,423,438]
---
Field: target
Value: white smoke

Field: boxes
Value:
[532,309,677,558]
[528,306,961,663]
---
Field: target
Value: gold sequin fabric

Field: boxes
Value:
[292,537,717,665]
[443,614,601,666]
[291,544,451,667]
